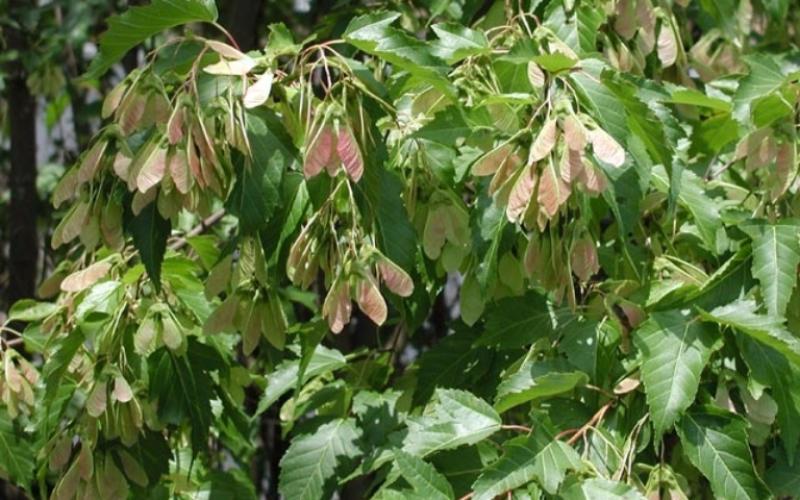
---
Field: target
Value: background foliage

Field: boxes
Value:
[2,0,800,498]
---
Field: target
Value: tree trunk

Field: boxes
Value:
[223,0,263,51]
[5,0,39,305]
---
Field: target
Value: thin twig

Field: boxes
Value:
[212,22,241,51]
[500,424,533,433]
[168,209,226,250]
[566,400,614,445]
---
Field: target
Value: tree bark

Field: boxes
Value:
[5,0,39,305]
[223,0,263,51]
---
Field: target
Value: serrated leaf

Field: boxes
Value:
[561,478,646,500]
[531,52,577,73]
[226,110,293,234]
[472,435,541,500]
[700,299,800,366]
[278,419,362,500]
[148,340,216,450]
[0,409,34,489]
[634,310,720,435]
[568,59,628,145]
[476,291,556,349]
[414,108,470,144]
[739,336,800,460]
[403,389,501,456]
[472,436,582,499]
[668,88,731,112]
[651,165,721,251]
[8,299,59,322]
[344,12,453,96]
[530,440,584,494]
[740,220,800,318]
[494,360,588,413]
[256,345,346,414]
[359,142,417,271]
[765,447,800,497]
[676,407,770,500]
[86,0,218,79]
[129,202,170,292]
[431,23,489,64]
[603,73,670,168]
[733,56,787,124]
[414,327,491,405]
[394,450,454,500]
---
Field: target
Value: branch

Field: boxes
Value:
[168,209,226,251]
[560,400,615,445]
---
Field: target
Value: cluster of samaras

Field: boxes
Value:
[49,39,272,252]
[473,110,624,229]
[0,351,38,418]
[734,127,797,203]
[288,221,414,333]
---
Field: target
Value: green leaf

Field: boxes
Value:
[394,450,454,500]
[359,147,418,272]
[43,329,85,399]
[261,172,310,265]
[634,310,720,435]
[765,447,800,497]
[344,12,453,95]
[651,165,721,251]
[494,360,588,413]
[8,299,59,322]
[266,22,301,57]
[0,409,34,490]
[403,389,501,456]
[85,0,218,79]
[733,56,787,124]
[676,407,770,500]
[568,59,628,145]
[738,336,800,460]
[740,220,800,318]
[559,317,618,382]
[544,4,603,56]
[472,436,582,499]
[561,478,646,500]
[531,52,577,73]
[695,113,739,154]
[603,73,672,168]
[431,23,489,64]
[256,344,346,414]
[206,469,257,500]
[278,418,363,500]
[476,291,555,349]
[751,92,794,128]
[415,327,492,405]
[685,247,753,311]
[699,299,800,366]
[667,88,732,112]
[475,201,507,291]
[148,341,215,451]
[472,435,541,500]
[294,320,329,414]
[413,107,470,144]
[530,440,584,494]
[75,280,123,322]
[226,110,295,234]
[129,202,171,292]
